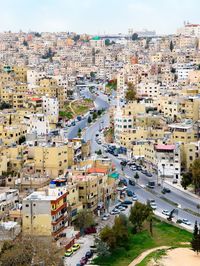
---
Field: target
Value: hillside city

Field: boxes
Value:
[0,22,200,266]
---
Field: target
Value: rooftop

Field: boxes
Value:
[155,144,175,151]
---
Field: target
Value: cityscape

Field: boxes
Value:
[0,1,200,266]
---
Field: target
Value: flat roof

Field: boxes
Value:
[155,144,175,151]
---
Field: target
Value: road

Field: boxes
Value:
[79,91,200,229]
[67,87,109,139]
[65,87,200,265]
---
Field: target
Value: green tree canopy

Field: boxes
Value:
[181,172,192,190]
[192,158,200,193]
[131,33,138,41]
[125,82,137,102]
[129,202,152,232]
[74,209,95,232]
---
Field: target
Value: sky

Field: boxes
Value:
[0,0,199,34]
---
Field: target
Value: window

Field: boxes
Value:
[25,204,29,207]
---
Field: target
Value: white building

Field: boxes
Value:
[27,70,47,85]
[137,82,161,100]
[155,144,181,182]
[0,188,19,212]
[24,114,50,135]
[42,96,59,117]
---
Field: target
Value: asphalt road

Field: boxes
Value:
[80,93,200,229]
[67,87,109,139]
[67,87,200,229]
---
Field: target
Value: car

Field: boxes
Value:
[172,179,178,184]
[64,248,73,257]
[85,250,93,259]
[119,179,128,186]
[161,187,171,194]
[123,200,133,205]
[80,257,88,265]
[113,208,121,213]
[84,227,97,234]
[129,179,136,186]
[102,215,109,221]
[72,243,80,251]
[146,181,155,189]
[120,203,129,208]
[150,202,157,210]
[117,205,126,211]
[146,172,153,177]
[110,209,120,215]
[130,166,137,171]
[162,210,170,216]
[182,219,191,225]
[132,195,138,201]
[141,169,148,175]
[127,190,134,197]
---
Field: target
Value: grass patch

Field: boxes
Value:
[71,99,94,116]
[138,248,167,266]
[93,219,192,266]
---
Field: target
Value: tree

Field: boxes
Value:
[191,158,200,194]
[131,33,138,41]
[105,39,111,46]
[78,128,82,138]
[92,112,97,120]
[0,237,63,266]
[96,149,102,155]
[112,215,129,246]
[193,221,199,238]
[129,202,152,232]
[191,225,200,255]
[74,210,95,234]
[125,82,137,102]
[181,172,192,190]
[100,226,117,249]
[170,40,174,52]
[87,116,92,124]
[134,172,140,183]
[90,71,96,78]
[95,237,110,257]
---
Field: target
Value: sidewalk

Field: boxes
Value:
[164,180,200,200]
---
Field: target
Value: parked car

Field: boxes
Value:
[181,219,191,225]
[64,249,73,257]
[72,243,80,251]
[132,195,138,201]
[129,179,135,186]
[84,227,97,234]
[146,172,153,177]
[80,257,88,265]
[120,203,129,208]
[102,214,109,221]
[85,250,93,259]
[162,210,170,216]
[150,202,157,210]
[123,200,133,205]
[127,190,134,197]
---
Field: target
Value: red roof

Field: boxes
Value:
[87,168,108,174]
[155,144,175,151]
[31,98,42,101]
